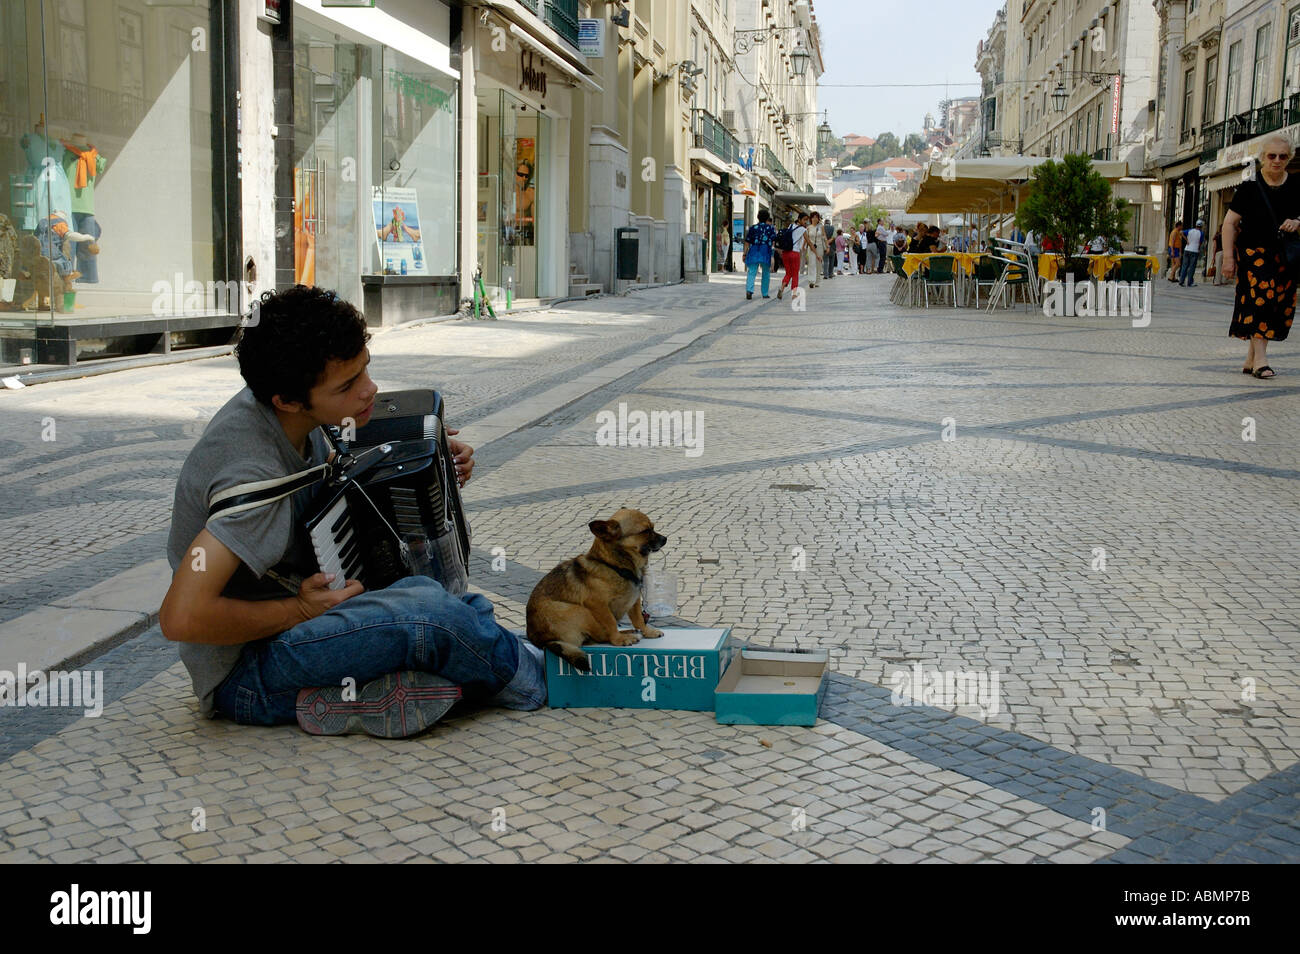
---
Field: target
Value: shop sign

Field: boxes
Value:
[520,51,548,98]
[1211,122,1300,174]
[578,19,604,57]
[259,0,281,24]
[387,68,455,114]
[1111,75,1121,135]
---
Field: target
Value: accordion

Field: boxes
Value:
[304,389,472,595]
[205,389,471,597]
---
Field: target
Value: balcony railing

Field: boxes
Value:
[1200,120,1225,163]
[763,144,793,184]
[1255,97,1284,136]
[693,109,740,166]
[1091,146,1110,160]
[517,0,578,50]
[544,0,579,49]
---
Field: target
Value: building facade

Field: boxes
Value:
[1195,0,1300,239]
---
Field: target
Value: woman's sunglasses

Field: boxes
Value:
[1265,153,1292,160]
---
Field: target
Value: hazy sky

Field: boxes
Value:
[811,0,1006,142]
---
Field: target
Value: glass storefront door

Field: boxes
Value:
[476,87,548,304]
[292,22,365,305]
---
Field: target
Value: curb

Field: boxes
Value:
[2,287,765,679]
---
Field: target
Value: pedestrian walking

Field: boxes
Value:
[1221,135,1299,378]
[776,212,808,299]
[822,215,836,280]
[1211,232,1227,285]
[804,211,828,288]
[1167,219,1185,281]
[1179,220,1205,286]
[743,209,777,300]
[863,228,879,274]
[874,219,889,273]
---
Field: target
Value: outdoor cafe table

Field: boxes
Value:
[1037,254,1161,282]
[900,252,982,277]
[899,252,983,306]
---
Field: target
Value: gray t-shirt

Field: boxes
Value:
[167,387,330,716]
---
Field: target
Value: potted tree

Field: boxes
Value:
[1014,154,1131,281]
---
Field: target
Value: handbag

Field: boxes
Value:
[1255,178,1300,271]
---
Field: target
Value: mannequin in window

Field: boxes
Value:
[18,121,72,232]
[60,131,105,283]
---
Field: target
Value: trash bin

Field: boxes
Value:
[616,227,639,281]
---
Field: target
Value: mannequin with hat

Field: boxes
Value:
[60,131,106,283]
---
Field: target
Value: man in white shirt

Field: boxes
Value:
[874,220,889,273]
[1179,219,1205,287]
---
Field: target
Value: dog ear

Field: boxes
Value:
[588,519,620,541]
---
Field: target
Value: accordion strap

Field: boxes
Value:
[206,463,331,523]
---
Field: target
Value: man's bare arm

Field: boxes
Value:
[159,528,363,645]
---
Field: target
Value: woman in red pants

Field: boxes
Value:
[777,212,808,299]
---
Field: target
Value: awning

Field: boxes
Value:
[1160,156,1201,179]
[906,156,1129,214]
[773,190,832,207]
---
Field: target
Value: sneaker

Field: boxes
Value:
[296,671,461,738]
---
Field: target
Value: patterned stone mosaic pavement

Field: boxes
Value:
[0,272,1296,862]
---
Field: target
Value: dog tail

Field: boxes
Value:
[544,642,590,672]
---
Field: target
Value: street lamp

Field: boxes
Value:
[790,38,810,77]
[1051,71,1120,112]
[817,112,833,154]
[1051,82,1068,113]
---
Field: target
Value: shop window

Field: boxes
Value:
[1,0,222,355]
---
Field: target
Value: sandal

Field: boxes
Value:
[1242,366,1254,374]
[1253,366,1276,379]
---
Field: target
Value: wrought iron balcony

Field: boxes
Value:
[517,0,579,50]
[1199,120,1225,163]
[1226,109,1254,145]
[693,109,741,166]
[1254,98,1284,137]
[763,144,793,184]
[544,0,579,49]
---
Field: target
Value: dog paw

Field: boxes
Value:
[611,630,641,646]
[642,626,664,639]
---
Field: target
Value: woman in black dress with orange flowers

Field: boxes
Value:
[1221,134,1300,378]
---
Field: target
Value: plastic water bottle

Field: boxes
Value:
[642,558,677,618]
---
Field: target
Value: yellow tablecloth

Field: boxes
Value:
[900,252,981,277]
[1086,254,1161,280]
[1037,254,1161,281]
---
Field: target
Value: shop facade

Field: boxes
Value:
[0,0,239,365]
[467,25,577,306]
[275,0,459,325]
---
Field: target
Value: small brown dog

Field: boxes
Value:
[527,509,668,671]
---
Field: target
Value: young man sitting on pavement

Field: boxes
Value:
[160,285,546,738]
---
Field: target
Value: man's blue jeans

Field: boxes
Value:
[213,577,541,725]
[1179,249,1200,285]
[746,260,770,296]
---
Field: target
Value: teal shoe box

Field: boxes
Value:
[546,627,734,711]
[714,649,830,726]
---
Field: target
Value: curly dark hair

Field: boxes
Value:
[235,285,371,408]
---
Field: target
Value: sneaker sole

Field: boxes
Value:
[296,671,462,738]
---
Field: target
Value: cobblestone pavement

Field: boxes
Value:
[0,286,739,625]
[1,273,1297,863]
